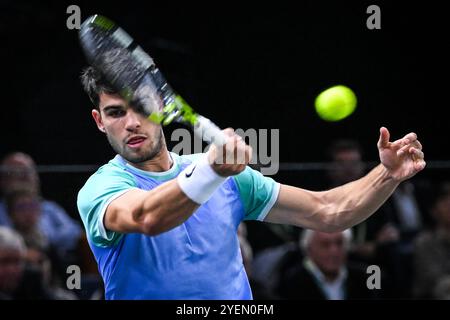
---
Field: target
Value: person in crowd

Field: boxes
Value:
[414,182,450,299]
[0,152,83,264]
[278,229,376,300]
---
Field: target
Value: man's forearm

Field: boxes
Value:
[267,128,424,232]
[137,180,200,235]
[320,163,399,231]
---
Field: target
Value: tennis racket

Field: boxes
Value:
[79,14,227,146]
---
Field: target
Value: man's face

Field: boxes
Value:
[307,232,347,280]
[0,154,39,196]
[92,93,165,164]
[0,249,24,293]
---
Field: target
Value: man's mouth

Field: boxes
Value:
[126,136,147,148]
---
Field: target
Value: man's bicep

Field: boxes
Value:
[263,184,325,229]
[104,188,149,234]
[77,168,138,247]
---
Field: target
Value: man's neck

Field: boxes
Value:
[127,148,173,172]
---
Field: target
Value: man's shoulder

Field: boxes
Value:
[78,157,135,196]
[91,157,133,180]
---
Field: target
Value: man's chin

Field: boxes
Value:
[122,151,150,164]
[115,131,164,164]
[122,147,161,164]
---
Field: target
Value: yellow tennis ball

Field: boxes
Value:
[314,85,357,121]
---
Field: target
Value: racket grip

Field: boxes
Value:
[194,115,228,146]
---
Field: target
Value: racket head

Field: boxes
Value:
[79,15,172,120]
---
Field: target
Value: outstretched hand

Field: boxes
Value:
[377,127,426,182]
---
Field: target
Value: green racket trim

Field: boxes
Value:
[147,95,198,126]
[120,88,134,102]
[90,15,115,31]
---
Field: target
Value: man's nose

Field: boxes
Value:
[125,110,142,131]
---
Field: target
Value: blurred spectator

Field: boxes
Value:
[0,152,102,299]
[238,223,252,274]
[391,182,424,239]
[326,139,424,298]
[0,226,57,299]
[277,229,375,300]
[237,223,276,299]
[5,189,50,270]
[326,140,396,257]
[250,240,301,299]
[0,152,82,263]
[326,139,366,187]
[413,182,450,299]
[4,190,79,299]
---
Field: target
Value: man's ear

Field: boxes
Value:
[92,109,106,133]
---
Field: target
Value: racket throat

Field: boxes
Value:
[148,95,198,126]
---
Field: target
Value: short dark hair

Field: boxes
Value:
[80,66,117,109]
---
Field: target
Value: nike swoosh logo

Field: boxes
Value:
[185,165,196,178]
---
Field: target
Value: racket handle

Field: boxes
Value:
[194,115,228,146]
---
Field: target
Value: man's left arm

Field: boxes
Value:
[265,127,426,232]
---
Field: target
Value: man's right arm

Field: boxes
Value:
[104,129,252,237]
[104,180,199,236]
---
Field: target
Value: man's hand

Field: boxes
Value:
[378,127,426,182]
[208,128,252,177]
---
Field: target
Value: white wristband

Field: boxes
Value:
[177,154,227,204]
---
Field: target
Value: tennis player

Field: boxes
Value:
[77,67,425,299]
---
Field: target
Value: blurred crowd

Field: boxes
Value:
[0,152,101,300]
[243,140,450,300]
[1,145,449,300]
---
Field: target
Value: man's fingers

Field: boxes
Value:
[408,140,422,152]
[392,132,418,150]
[412,140,423,150]
[377,127,390,148]
[402,132,417,144]
[246,145,253,163]
[397,144,410,157]
[396,140,423,157]
[409,147,424,160]
[414,160,427,171]
[212,129,252,175]
[394,140,421,151]
[235,140,247,163]
[223,128,235,137]
[391,138,406,148]
[391,134,421,151]
[219,133,251,165]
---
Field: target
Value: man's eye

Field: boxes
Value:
[108,110,125,117]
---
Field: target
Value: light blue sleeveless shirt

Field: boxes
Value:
[77,153,279,299]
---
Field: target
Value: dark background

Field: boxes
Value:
[0,1,447,218]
